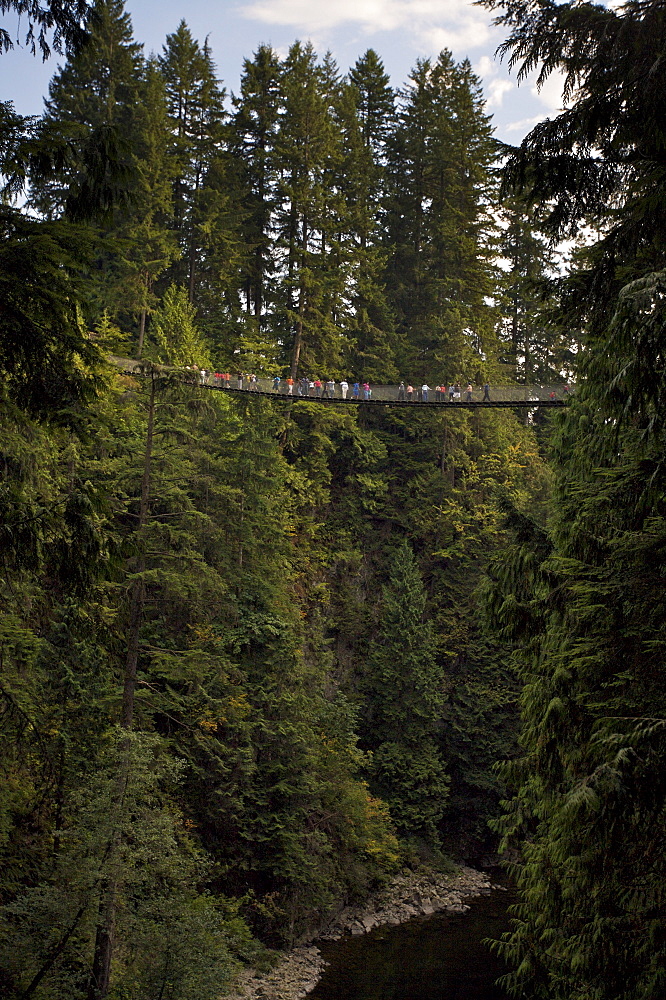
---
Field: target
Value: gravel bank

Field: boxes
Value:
[226,865,496,1000]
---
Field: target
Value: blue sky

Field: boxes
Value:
[0,0,565,142]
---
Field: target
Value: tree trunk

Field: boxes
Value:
[291,282,304,379]
[86,881,116,1000]
[291,215,308,379]
[524,334,531,427]
[188,239,197,304]
[137,308,147,359]
[87,371,157,999]
[121,370,155,729]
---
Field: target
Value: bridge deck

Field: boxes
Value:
[112,359,572,407]
[204,386,567,408]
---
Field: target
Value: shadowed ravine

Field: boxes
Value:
[307,888,513,1000]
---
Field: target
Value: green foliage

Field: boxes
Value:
[384,52,499,382]
[148,283,210,366]
[0,207,102,415]
[478,1,666,996]
[30,0,142,221]
[0,12,573,995]
[1,730,241,1000]
[0,0,92,58]
[360,541,448,840]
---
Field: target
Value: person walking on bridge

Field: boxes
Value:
[352,381,360,400]
[340,379,349,399]
[397,381,405,400]
[483,382,490,401]
[286,376,294,394]
[422,384,430,402]
[363,382,371,400]
[465,383,473,402]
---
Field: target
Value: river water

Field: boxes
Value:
[308,889,512,1000]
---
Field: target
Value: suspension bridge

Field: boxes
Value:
[112,358,572,408]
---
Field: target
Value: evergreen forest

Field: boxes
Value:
[0,1,664,999]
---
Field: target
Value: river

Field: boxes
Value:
[307,888,512,1000]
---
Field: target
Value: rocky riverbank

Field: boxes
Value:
[226,865,495,1000]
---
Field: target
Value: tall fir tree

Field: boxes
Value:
[230,44,282,326]
[115,57,179,355]
[384,52,499,383]
[342,50,398,381]
[159,21,226,302]
[361,540,448,842]
[273,42,351,378]
[497,199,574,386]
[30,0,143,222]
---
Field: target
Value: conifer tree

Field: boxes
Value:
[159,21,226,302]
[230,44,282,326]
[30,0,143,221]
[149,283,210,366]
[361,540,448,841]
[274,42,350,378]
[497,200,569,384]
[480,1,666,996]
[348,49,395,164]
[115,57,179,355]
[342,51,398,381]
[384,53,498,382]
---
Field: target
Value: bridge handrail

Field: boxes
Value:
[110,358,574,405]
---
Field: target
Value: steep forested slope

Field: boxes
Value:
[0,365,549,997]
[0,2,561,997]
[480,0,666,997]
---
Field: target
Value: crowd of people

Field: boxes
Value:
[269,376,372,399]
[184,370,571,403]
[190,370,497,403]
[396,381,491,402]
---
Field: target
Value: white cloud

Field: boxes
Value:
[472,52,516,109]
[475,55,495,78]
[530,68,567,114]
[412,16,492,54]
[239,0,493,53]
[504,114,543,134]
[486,78,512,108]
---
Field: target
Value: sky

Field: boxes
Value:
[0,0,566,143]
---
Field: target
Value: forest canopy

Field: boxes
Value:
[5,1,665,999]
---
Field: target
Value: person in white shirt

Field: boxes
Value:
[340,379,349,399]
[421,384,430,402]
